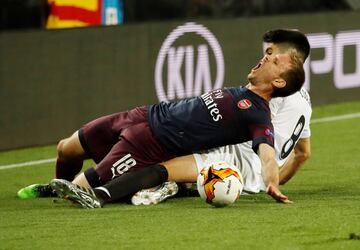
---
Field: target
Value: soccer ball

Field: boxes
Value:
[197,161,244,207]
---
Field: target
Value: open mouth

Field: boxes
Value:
[252,61,262,71]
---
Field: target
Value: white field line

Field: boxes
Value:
[1,112,360,171]
[0,158,56,170]
[311,112,360,124]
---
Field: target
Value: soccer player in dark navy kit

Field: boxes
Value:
[61,86,280,187]
[18,29,309,208]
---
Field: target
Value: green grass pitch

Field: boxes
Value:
[1,101,360,250]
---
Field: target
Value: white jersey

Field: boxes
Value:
[193,88,312,193]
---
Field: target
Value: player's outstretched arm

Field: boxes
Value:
[279,138,311,185]
[257,143,292,204]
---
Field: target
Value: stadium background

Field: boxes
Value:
[1,0,359,151]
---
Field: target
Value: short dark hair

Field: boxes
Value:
[272,52,305,98]
[263,29,310,61]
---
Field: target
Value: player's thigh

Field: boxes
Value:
[92,122,174,184]
[57,131,87,160]
[79,109,146,163]
[163,155,198,183]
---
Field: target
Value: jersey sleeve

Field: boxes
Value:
[300,122,311,138]
[299,88,312,139]
[300,107,312,139]
[250,124,275,153]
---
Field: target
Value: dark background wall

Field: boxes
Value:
[1,11,359,150]
[0,0,354,30]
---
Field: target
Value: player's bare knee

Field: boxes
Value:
[57,132,86,161]
[57,137,80,159]
[57,138,69,159]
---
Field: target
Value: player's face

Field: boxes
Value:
[248,44,292,86]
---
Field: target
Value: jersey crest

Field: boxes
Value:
[237,99,252,109]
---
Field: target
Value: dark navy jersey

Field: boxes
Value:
[148,87,274,156]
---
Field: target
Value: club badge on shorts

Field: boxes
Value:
[237,99,252,109]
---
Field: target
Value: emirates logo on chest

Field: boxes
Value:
[237,99,252,109]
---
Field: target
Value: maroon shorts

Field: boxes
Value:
[79,106,175,185]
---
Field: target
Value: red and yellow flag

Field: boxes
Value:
[47,0,102,29]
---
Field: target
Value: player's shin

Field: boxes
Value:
[55,158,83,181]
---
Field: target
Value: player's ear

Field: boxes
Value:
[272,78,286,89]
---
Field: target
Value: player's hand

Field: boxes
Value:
[266,184,293,204]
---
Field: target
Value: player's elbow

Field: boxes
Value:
[295,150,311,163]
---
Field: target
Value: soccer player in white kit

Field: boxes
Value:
[130,87,312,204]
[192,87,312,193]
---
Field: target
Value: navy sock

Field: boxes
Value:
[94,164,168,204]
[55,158,83,181]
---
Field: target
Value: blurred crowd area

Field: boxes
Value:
[0,0,358,30]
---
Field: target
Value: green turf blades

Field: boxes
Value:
[17,184,49,199]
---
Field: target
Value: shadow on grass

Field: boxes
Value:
[303,235,360,246]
